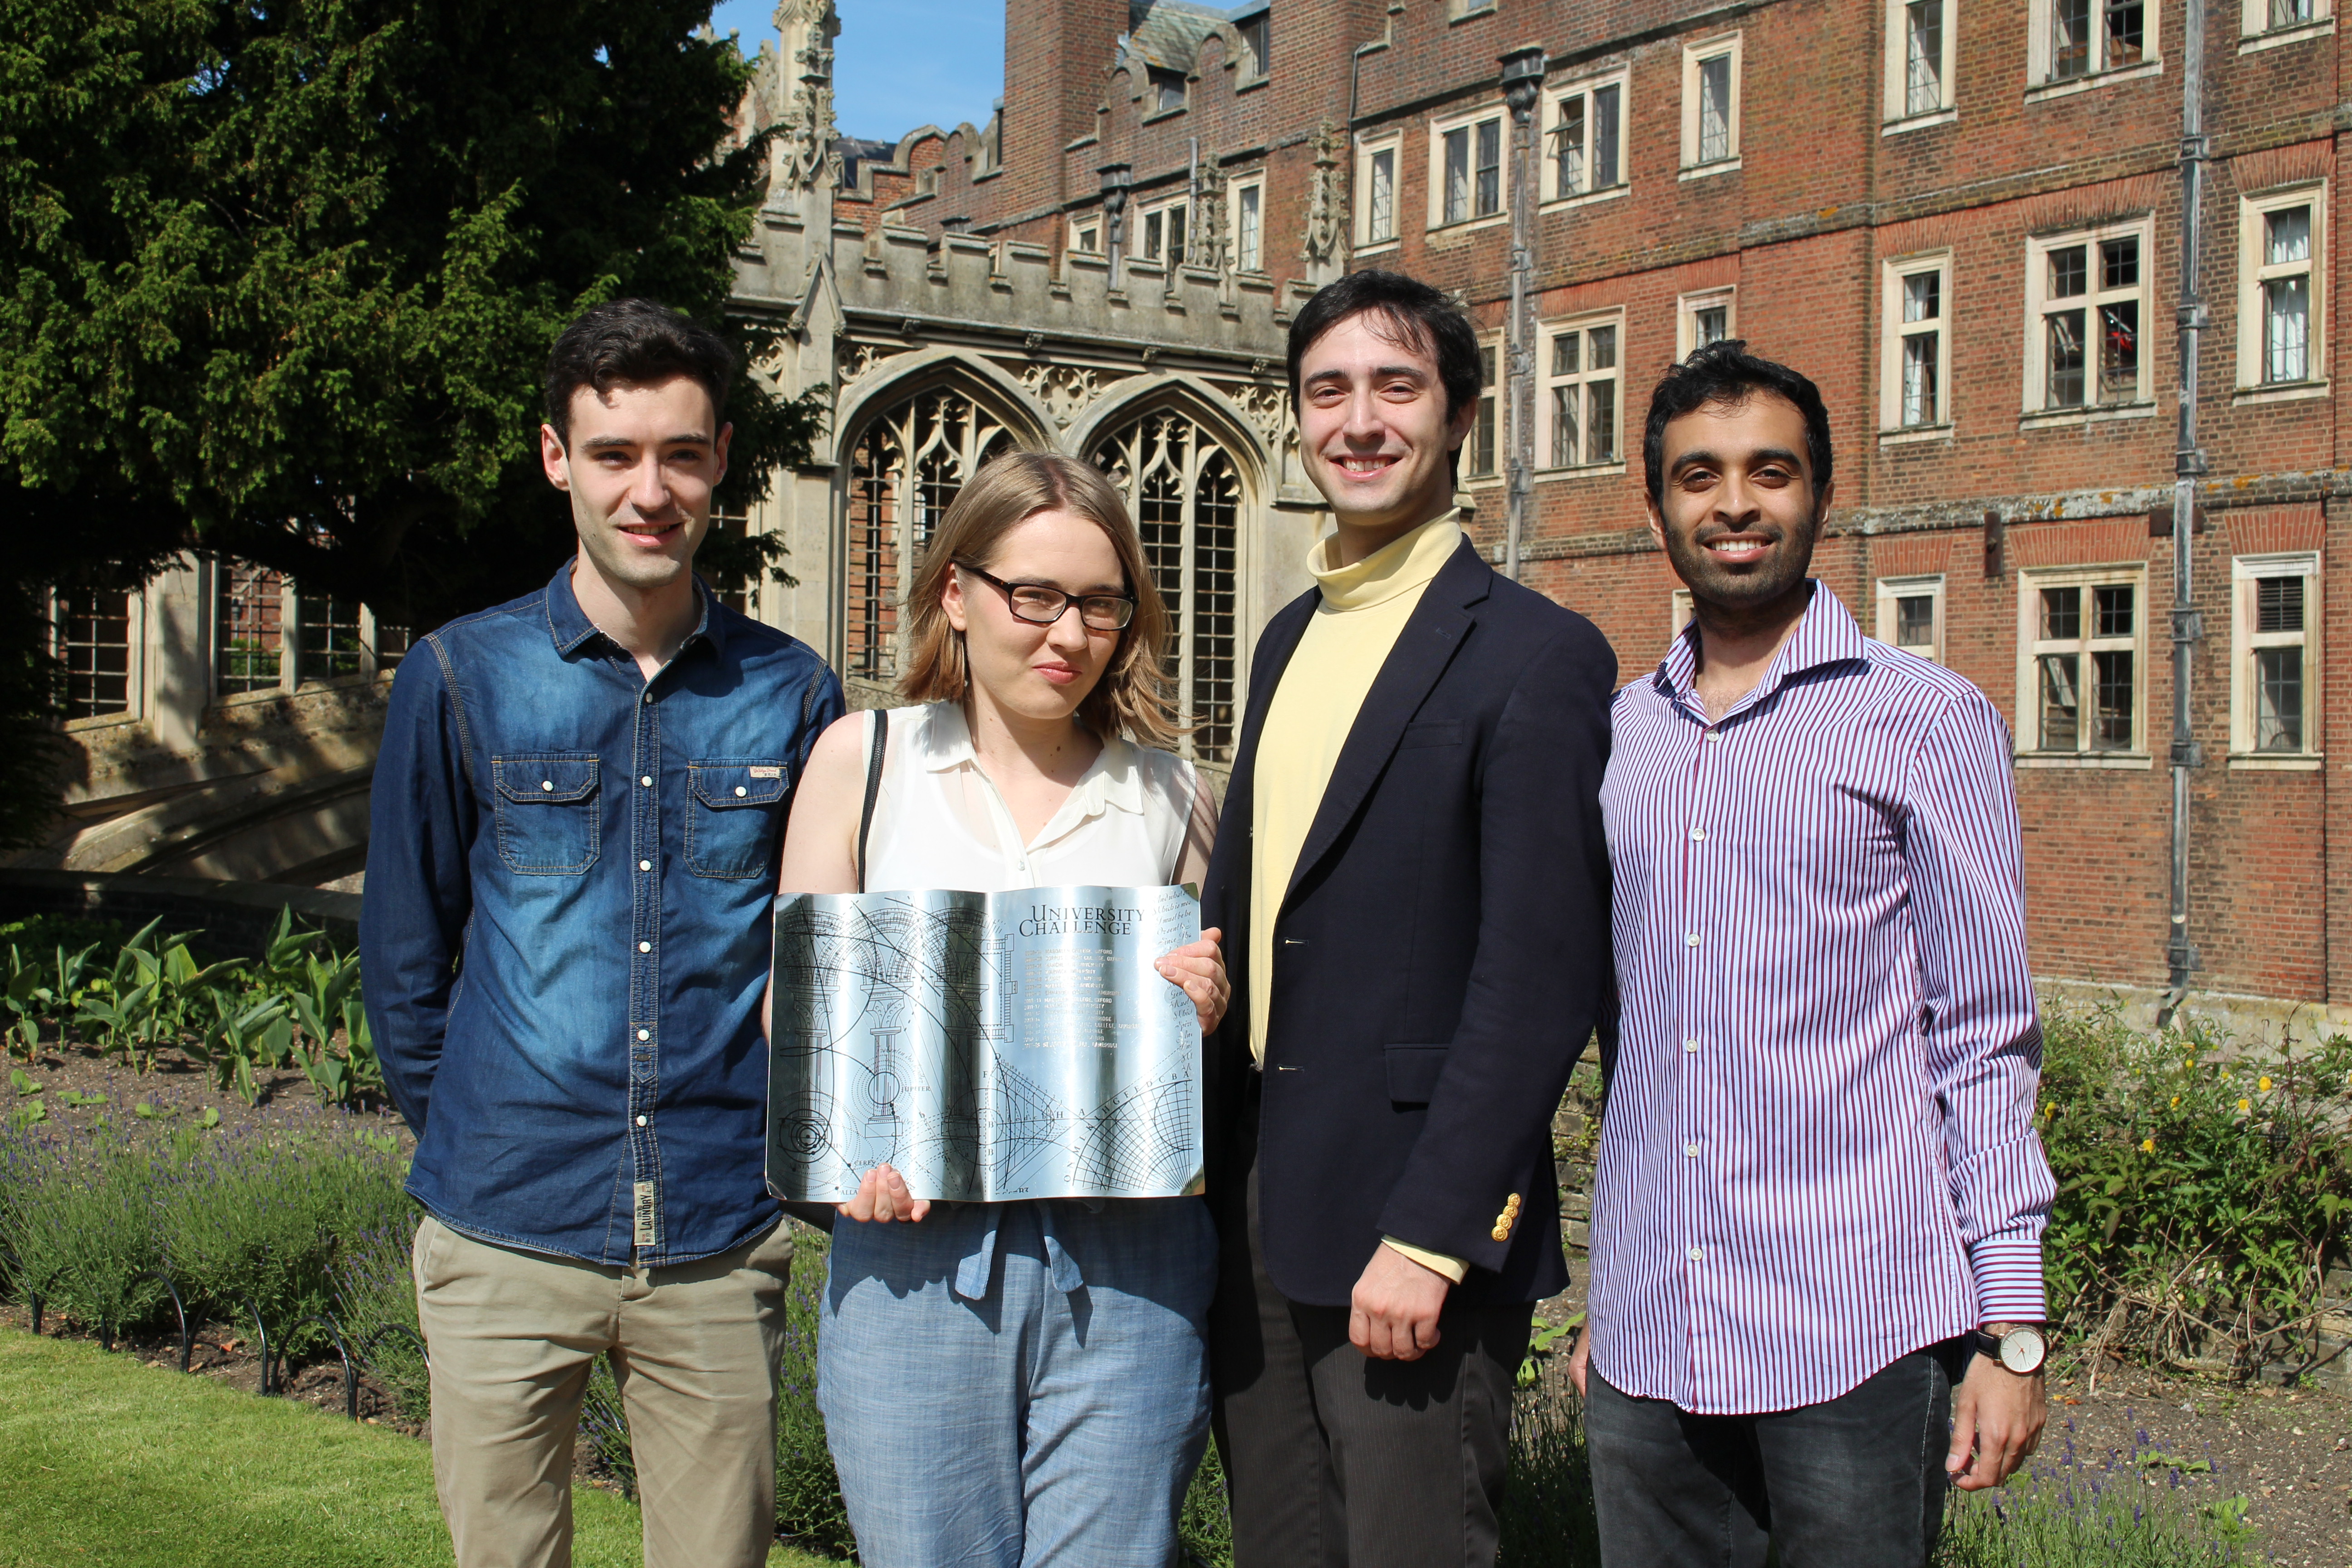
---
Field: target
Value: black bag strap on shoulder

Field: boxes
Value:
[855,708,888,893]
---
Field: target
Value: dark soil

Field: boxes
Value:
[2046,1360,2352,1565]
[3,1033,413,1150]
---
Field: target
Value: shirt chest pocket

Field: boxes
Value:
[492,755,601,875]
[687,760,789,879]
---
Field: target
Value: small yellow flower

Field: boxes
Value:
[2141,1137,2157,1153]
[2239,1098,2252,1113]
[2222,1068,2232,1080]
[2185,1057,2197,1070]
[2259,1076,2274,1092]
[2171,1096,2181,1107]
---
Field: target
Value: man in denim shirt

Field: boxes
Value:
[361,299,843,1568]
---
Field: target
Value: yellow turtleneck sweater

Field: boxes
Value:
[1248,510,1465,1283]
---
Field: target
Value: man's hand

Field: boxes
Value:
[1945,1350,2044,1489]
[837,1162,930,1224]
[1350,1245,1450,1361]
[1568,1324,1590,1396]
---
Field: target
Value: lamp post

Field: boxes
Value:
[1099,163,1132,291]
[1499,47,1547,583]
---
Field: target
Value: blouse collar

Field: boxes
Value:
[918,701,1147,831]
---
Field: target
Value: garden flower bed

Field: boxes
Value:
[1,909,2344,1563]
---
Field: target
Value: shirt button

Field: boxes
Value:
[735,785,748,797]
[640,775,653,788]
[1689,827,1706,841]
[1688,1246,1704,1262]
[1703,732,1720,744]
[540,780,554,792]
[639,860,652,872]
[637,941,652,954]
[1683,1142,1700,1157]
[635,1114,648,1127]
[637,1029,650,1041]
[1683,1038,1700,1052]
[1685,933,1701,947]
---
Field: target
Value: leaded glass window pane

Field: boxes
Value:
[1698,56,1732,162]
[2255,645,2304,752]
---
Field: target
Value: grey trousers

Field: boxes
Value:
[1584,1347,1961,1568]
[1207,1107,1530,1568]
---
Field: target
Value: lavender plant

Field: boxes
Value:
[331,1223,430,1420]
[1935,1429,2257,1567]
[0,1122,169,1333]
[775,1226,858,1557]
[157,1128,411,1350]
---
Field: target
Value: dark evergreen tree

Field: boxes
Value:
[0,0,816,842]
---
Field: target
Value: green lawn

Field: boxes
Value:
[0,1330,835,1568]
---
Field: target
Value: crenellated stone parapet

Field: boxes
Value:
[734,206,1298,381]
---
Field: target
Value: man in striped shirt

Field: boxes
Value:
[1570,341,2056,1567]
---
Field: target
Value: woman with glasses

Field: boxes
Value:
[771,451,1229,1566]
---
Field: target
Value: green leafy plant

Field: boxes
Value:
[1519,1314,1582,1387]
[2038,1007,2352,1372]
[183,993,290,1105]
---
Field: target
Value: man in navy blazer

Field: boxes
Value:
[1202,270,1616,1566]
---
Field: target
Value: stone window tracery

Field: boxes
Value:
[1091,411,1241,762]
[844,388,1019,680]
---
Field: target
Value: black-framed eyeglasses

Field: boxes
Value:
[957,564,1136,630]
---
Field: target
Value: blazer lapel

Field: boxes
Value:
[1282,538,1490,909]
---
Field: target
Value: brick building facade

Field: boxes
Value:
[725,0,2347,1022]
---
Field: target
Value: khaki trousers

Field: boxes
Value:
[411,1213,794,1568]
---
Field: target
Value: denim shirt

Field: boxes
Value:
[360,561,843,1267]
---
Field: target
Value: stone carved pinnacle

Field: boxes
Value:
[1300,120,1348,274]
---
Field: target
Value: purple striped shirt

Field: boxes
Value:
[1590,584,2053,1416]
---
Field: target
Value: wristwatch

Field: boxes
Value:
[1965,1323,2048,1375]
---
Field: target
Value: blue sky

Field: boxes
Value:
[709,1,1006,144]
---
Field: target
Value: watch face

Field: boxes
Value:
[1999,1327,2046,1374]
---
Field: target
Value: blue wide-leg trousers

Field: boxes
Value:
[818,1197,1217,1568]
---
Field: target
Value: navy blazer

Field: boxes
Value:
[1202,534,1616,1308]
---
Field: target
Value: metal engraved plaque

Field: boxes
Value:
[766,885,1204,1203]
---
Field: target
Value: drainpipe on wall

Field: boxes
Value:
[2161,0,2209,1026]
[1500,47,1547,584]
[1344,25,1392,275]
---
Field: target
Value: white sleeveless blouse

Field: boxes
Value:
[863,703,1200,894]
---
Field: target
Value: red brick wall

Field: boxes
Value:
[849,0,2345,1005]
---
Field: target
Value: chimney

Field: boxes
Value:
[1000,0,1126,215]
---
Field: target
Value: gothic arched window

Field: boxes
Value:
[1092,411,1241,762]
[844,389,1018,679]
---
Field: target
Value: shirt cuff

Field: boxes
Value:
[1968,1235,2047,1323]
[1382,1236,1468,1284]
